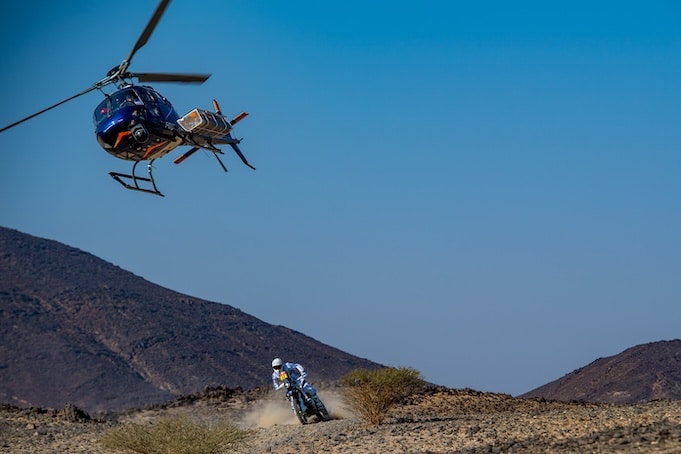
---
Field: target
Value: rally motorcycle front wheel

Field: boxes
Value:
[290,397,308,425]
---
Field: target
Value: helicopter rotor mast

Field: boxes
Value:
[0,0,210,134]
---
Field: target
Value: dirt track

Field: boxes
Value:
[2,387,681,453]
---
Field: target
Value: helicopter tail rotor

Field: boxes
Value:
[210,100,254,169]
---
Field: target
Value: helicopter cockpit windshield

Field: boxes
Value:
[93,88,144,125]
[113,88,143,110]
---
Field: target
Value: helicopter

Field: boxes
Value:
[0,0,254,196]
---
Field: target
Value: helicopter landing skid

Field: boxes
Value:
[109,160,164,196]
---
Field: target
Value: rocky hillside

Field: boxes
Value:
[0,226,379,414]
[522,339,681,403]
[3,386,681,453]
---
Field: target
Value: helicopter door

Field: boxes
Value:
[150,89,180,122]
[132,87,159,119]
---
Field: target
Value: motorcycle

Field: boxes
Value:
[278,370,330,424]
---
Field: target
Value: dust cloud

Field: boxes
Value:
[322,391,354,420]
[241,389,353,428]
[242,398,297,428]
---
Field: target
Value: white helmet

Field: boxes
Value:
[271,358,283,369]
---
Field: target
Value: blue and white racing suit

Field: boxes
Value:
[272,362,317,398]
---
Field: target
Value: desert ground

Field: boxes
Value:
[2,387,681,453]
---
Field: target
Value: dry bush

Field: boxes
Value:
[101,415,248,454]
[341,367,423,425]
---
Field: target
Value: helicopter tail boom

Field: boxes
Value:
[174,103,255,171]
[178,108,233,137]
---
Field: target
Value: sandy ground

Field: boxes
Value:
[2,387,681,453]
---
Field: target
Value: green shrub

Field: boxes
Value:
[101,415,248,454]
[341,366,424,425]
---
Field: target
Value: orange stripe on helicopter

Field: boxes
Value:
[113,131,132,147]
[143,140,168,159]
[212,99,222,114]
[231,112,249,125]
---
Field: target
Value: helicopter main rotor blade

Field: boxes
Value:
[0,84,99,134]
[122,0,171,71]
[132,72,211,84]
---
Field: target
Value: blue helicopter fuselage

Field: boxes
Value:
[93,86,183,161]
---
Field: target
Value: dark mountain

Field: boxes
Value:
[0,226,379,414]
[521,340,681,404]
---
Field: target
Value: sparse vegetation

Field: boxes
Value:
[341,366,424,425]
[101,415,248,454]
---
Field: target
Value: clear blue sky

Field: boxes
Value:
[1,1,679,395]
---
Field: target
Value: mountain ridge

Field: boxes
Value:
[521,339,681,403]
[0,226,379,413]
[3,225,681,415]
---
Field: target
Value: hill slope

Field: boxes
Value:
[521,340,681,403]
[0,226,379,413]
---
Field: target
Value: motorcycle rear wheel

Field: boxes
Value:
[313,397,331,421]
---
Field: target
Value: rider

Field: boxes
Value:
[271,357,318,400]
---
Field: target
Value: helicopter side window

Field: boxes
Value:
[150,90,179,121]
[93,99,110,125]
[137,89,155,104]
[136,87,161,117]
